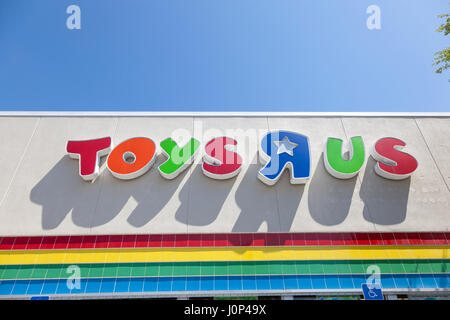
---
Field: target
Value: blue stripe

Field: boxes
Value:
[0,274,448,296]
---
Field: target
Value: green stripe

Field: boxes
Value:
[0,260,449,280]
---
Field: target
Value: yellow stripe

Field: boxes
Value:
[0,246,448,265]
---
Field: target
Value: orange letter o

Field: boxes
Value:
[107,137,156,180]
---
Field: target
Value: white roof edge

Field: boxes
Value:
[0,111,449,117]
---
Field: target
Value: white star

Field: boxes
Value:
[274,136,298,156]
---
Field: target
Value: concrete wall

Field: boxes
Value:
[0,115,448,236]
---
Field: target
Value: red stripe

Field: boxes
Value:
[0,232,448,250]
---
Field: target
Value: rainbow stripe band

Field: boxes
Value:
[0,232,449,296]
[1,246,449,265]
[1,260,449,281]
[0,232,448,250]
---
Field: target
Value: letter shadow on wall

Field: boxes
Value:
[307,153,357,226]
[30,155,184,229]
[359,158,410,225]
[232,155,304,232]
[175,164,236,226]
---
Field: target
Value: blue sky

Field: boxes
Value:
[0,0,449,112]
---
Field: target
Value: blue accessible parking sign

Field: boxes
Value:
[362,284,384,300]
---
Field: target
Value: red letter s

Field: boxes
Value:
[202,137,242,180]
[371,137,418,180]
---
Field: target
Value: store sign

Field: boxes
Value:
[66,131,418,183]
